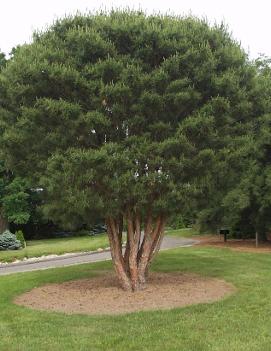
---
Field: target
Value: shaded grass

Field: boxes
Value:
[0,234,108,263]
[1,246,271,350]
[166,227,201,237]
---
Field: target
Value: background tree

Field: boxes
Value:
[0,162,31,232]
[0,11,261,290]
[0,51,31,233]
[196,57,271,241]
[0,51,6,70]
[221,115,271,242]
[9,45,21,59]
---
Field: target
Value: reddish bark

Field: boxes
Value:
[106,218,132,291]
[124,239,130,273]
[137,215,165,286]
[127,210,141,290]
[106,211,166,291]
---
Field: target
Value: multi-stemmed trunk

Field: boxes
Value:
[106,211,166,291]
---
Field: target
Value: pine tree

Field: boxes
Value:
[197,57,271,241]
[0,11,261,290]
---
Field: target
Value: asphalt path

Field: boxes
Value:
[0,236,197,276]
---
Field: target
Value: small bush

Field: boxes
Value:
[168,215,186,229]
[0,230,22,251]
[15,230,26,248]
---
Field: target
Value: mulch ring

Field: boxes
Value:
[14,272,235,315]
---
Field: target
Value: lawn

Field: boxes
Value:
[0,234,108,263]
[1,246,271,350]
[166,227,202,237]
[0,228,198,263]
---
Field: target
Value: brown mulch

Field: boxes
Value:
[14,272,235,315]
[196,235,271,253]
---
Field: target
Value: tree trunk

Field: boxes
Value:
[106,211,166,291]
[0,211,8,234]
[106,218,132,291]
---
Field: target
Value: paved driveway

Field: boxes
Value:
[0,236,197,276]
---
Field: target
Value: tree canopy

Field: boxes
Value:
[0,11,264,289]
[0,51,31,233]
[0,51,6,71]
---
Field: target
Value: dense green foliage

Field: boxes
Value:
[0,230,21,250]
[15,230,26,248]
[0,50,38,234]
[226,58,271,239]
[0,162,31,229]
[0,51,32,232]
[0,11,262,231]
[196,57,271,238]
[1,247,271,350]
[0,50,6,70]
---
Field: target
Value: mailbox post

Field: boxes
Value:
[219,228,230,242]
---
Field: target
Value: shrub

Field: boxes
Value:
[0,230,22,251]
[168,214,194,229]
[15,230,26,248]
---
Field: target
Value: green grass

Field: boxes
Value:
[166,227,201,237]
[0,228,198,263]
[1,246,271,350]
[0,234,108,263]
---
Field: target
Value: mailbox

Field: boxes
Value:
[219,228,230,242]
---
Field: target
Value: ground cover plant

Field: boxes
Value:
[0,247,271,350]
